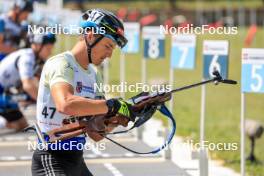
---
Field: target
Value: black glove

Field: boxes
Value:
[106,98,136,122]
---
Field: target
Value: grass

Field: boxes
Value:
[54,27,264,176]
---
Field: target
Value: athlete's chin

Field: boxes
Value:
[93,60,103,66]
[94,59,105,66]
[93,63,101,66]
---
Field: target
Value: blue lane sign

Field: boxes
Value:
[122,22,140,53]
[170,34,196,69]
[142,26,165,59]
[241,48,264,93]
[203,40,229,79]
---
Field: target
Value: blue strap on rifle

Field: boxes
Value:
[103,104,176,154]
[150,104,176,154]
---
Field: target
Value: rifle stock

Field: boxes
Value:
[46,94,171,143]
[47,121,88,142]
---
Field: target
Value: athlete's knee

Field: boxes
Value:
[6,117,28,131]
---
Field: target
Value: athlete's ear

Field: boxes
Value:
[31,43,42,52]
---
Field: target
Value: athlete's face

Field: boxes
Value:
[90,36,116,66]
[39,44,55,60]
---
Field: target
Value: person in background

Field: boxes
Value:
[0,0,34,61]
[0,32,56,131]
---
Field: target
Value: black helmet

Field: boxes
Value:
[27,31,56,60]
[80,9,127,49]
[14,0,34,13]
[29,32,56,45]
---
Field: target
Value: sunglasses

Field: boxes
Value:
[101,22,128,48]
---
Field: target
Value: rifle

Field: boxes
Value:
[29,71,237,154]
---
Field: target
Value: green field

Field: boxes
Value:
[54,28,264,176]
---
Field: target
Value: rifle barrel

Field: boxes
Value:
[170,79,215,94]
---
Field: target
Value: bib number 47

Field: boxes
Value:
[42,106,56,119]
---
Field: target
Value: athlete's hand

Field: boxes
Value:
[105,115,129,128]
[106,98,136,122]
[87,131,104,142]
[86,115,129,141]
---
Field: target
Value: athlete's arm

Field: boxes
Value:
[21,78,39,100]
[18,54,39,100]
[51,82,108,117]
[0,34,17,54]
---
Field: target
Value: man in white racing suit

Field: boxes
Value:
[31,9,136,176]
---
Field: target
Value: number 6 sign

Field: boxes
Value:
[241,48,264,93]
[203,40,229,79]
[143,26,165,59]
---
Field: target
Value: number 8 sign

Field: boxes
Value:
[203,40,229,79]
[143,26,165,59]
[241,48,264,93]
